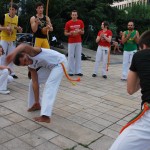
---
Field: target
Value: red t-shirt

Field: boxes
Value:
[65,19,84,43]
[97,30,112,47]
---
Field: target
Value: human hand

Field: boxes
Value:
[6,26,13,35]
[126,31,131,39]
[35,18,41,25]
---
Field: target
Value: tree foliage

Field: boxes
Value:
[0,0,149,49]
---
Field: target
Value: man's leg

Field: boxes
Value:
[34,63,65,123]
[68,43,75,74]
[0,69,9,91]
[102,47,109,76]
[93,46,103,75]
[34,38,43,47]
[7,41,17,77]
[122,51,129,80]
[129,50,137,65]
[75,43,82,74]
[42,39,50,49]
[28,68,51,111]
[0,40,8,66]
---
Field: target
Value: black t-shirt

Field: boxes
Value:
[34,15,47,38]
[130,49,150,104]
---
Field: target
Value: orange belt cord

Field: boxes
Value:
[120,102,150,134]
[106,48,110,71]
[61,63,80,85]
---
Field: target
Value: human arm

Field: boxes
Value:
[6,44,41,64]
[127,70,140,95]
[30,16,40,33]
[133,30,140,44]
[102,34,112,43]
[0,25,12,32]
[122,31,131,44]
[96,30,112,43]
[46,16,53,32]
[64,29,73,36]
[0,15,12,32]
[29,67,40,104]
[96,35,101,43]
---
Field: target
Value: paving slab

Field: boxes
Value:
[0,50,142,150]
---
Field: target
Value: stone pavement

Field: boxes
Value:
[0,47,141,150]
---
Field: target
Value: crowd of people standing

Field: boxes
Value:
[2,4,150,150]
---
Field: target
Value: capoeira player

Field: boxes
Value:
[109,30,150,150]
[0,45,14,94]
[6,43,78,123]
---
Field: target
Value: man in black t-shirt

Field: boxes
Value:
[110,30,150,150]
[30,2,53,48]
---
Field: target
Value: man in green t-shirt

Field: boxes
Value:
[121,21,139,81]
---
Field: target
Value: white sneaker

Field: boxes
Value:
[0,90,10,94]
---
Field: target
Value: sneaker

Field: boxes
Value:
[92,74,97,77]
[102,75,107,79]
[68,74,74,76]
[11,75,18,79]
[75,73,83,76]
[0,90,10,94]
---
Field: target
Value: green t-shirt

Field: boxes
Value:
[123,30,138,51]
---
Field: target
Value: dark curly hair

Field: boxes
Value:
[13,52,24,66]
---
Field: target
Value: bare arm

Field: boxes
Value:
[15,26,23,33]
[96,35,101,43]
[64,29,72,36]
[64,28,84,36]
[133,31,140,44]
[46,16,53,32]
[103,35,112,43]
[0,25,12,32]
[127,70,140,95]
[29,68,40,104]
[6,44,41,64]
[30,16,39,33]
[122,31,131,44]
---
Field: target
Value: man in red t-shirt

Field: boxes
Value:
[64,10,84,76]
[92,21,112,79]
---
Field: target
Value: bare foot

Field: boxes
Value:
[28,103,41,112]
[34,115,51,123]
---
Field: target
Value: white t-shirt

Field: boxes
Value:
[28,48,66,70]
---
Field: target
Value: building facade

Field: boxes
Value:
[111,0,149,9]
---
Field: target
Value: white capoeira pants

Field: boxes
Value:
[0,69,14,91]
[28,60,67,117]
[122,50,137,79]
[68,42,82,74]
[93,46,109,76]
[0,40,16,75]
[109,109,150,150]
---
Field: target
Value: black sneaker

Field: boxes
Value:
[68,74,74,76]
[92,74,97,77]
[102,75,107,79]
[75,73,83,76]
[11,75,18,79]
